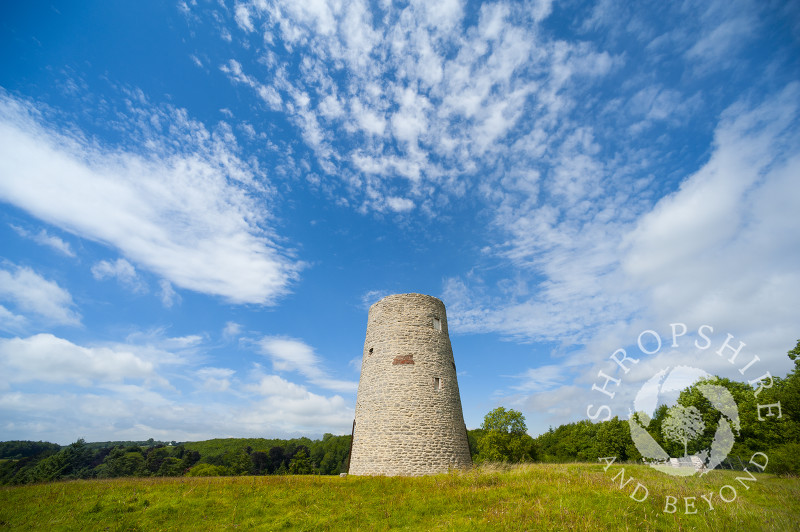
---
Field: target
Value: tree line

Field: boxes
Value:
[531,339,800,475]
[0,434,351,485]
[468,339,800,475]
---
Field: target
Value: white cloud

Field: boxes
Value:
[445,85,800,434]
[348,356,362,372]
[360,289,392,309]
[0,264,81,326]
[158,280,181,308]
[0,304,27,334]
[0,325,354,443]
[621,83,800,339]
[529,0,553,22]
[259,336,318,372]
[223,321,243,338]
[386,196,415,213]
[234,3,255,32]
[0,91,301,305]
[512,365,567,393]
[10,225,75,257]
[92,258,147,293]
[242,371,353,433]
[686,6,755,67]
[0,334,155,387]
[219,0,611,212]
[448,85,800,352]
[0,367,354,444]
[245,372,309,400]
[258,336,358,392]
[196,367,235,392]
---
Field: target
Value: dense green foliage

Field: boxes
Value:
[474,407,537,463]
[481,406,528,434]
[1,464,799,531]
[0,441,60,460]
[0,434,351,485]
[532,340,800,475]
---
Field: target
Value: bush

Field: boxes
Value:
[186,464,229,477]
[156,457,183,477]
[768,443,800,476]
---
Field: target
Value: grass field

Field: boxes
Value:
[1,463,798,531]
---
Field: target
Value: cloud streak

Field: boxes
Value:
[0,91,301,305]
[258,336,358,393]
[10,225,75,257]
[0,264,81,327]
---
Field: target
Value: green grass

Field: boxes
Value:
[1,463,798,531]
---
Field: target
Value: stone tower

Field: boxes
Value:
[348,293,472,476]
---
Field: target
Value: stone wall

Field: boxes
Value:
[348,293,472,476]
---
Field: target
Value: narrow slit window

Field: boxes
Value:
[434,377,442,391]
[432,317,442,331]
[368,347,373,356]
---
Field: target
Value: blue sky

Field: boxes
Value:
[0,0,798,445]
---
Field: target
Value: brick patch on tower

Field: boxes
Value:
[392,354,415,365]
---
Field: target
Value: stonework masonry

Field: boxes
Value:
[348,293,473,476]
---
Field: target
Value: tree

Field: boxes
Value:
[481,407,527,434]
[145,446,170,474]
[250,451,269,475]
[661,405,704,457]
[186,463,228,477]
[0,441,60,460]
[595,417,640,462]
[288,449,313,474]
[476,407,536,463]
[156,457,183,476]
[268,446,286,473]
[780,340,800,444]
[95,447,146,478]
[787,339,800,371]
[228,448,252,475]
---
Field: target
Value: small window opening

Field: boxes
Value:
[434,377,442,391]
[432,317,442,331]
[368,347,373,356]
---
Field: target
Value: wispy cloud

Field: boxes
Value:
[447,84,800,346]
[445,85,800,431]
[213,0,615,213]
[222,321,242,339]
[0,305,27,334]
[10,225,75,257]
[92,258,147,294]
[157,280,181,308]
[0,263,81,327]
[360,289,392,310]
[0,90,301,305]
[196,367,235,392]
[257,336,358,393]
